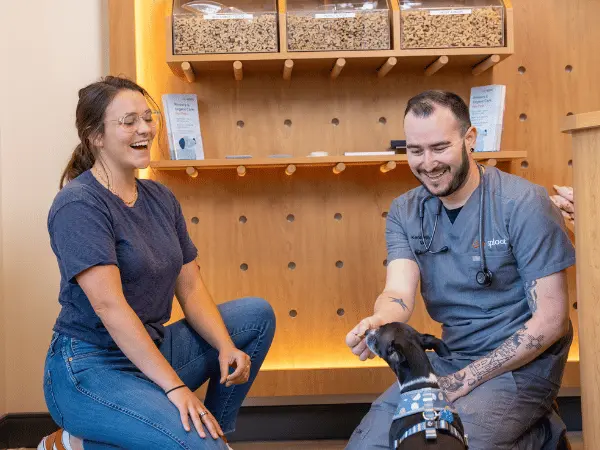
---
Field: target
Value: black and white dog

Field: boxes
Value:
[366,322,468,450]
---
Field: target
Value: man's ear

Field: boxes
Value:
[419,333,451,357]
[464,125,477,152]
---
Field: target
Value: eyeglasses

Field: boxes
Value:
[108,110,161,133]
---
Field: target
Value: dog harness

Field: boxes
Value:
[392,387,468,448]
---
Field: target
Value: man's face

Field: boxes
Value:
[404,106,474,198]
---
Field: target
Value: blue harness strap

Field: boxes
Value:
[392,388,468,449]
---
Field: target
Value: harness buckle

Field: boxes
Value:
[425,421,437,440]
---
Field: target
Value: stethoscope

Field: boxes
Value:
[414,164,493,287]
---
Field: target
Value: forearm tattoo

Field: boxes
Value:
[467,325,545,384]
[391,297,408,311]
[439,371,467,393]
[525,280,539,313]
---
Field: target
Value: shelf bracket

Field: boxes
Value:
[283,59,294,81]
[377,57,397,78]
[233,61,243,81]
[181,61,196,83]
[237,165,247,177]
[425,56,449,76]
[380,161,397,173]
[331,58,346,80]
[333,162,346,174]
[186,166,198,178]
[472,54,501,76]
[285,164,297,176]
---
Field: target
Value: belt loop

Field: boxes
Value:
[49,332,60,356]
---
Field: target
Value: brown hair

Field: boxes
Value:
[405,90,472,136]
[59,76,159,189]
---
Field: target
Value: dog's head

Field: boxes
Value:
[366,322,450,386]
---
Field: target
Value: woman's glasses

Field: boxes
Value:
[108,110,161,133]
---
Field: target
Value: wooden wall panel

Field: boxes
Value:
[108,0,599,396]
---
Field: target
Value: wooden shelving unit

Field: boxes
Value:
[166,0,514,79]
[150,151,526,173]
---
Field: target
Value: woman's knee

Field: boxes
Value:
[241,297,276,332]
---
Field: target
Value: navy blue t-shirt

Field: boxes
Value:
[47,170,198,348]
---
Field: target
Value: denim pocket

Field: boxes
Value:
[70,338,110,360]
[43,369,64,427]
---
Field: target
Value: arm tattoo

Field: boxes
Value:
[525,280,539,314]
[439,371,467,393]
[467,325,545,384]
[391,297,408,311]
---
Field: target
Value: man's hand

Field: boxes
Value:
[346,315,387,361]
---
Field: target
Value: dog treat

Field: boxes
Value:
[400,4,504,49]
[287,10,391,51]
[174,13,278,54]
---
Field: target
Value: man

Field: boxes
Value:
[345,91,575,449]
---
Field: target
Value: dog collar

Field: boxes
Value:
[394,419,468,448]
[393,387,457,421]
[392,388,467,448]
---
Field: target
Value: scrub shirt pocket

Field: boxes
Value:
[469,250,521,313]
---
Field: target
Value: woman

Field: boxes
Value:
[38,76,276,449]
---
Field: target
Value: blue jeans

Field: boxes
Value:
[43,297,276,450]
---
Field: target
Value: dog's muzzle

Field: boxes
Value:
[393,388,468,449]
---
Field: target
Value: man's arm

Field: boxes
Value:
[346,258,420,360]
[439,270,570,401]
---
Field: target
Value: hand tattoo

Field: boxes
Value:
[392,297,408,311]
[525,280,539,314]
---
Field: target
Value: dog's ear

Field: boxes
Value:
[386,343,406,375]
[419,333,451,357]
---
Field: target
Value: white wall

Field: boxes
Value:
[0,0,109,413]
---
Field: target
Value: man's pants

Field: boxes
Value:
[345,353,566,450]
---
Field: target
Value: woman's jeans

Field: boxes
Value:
[43,297,276,449]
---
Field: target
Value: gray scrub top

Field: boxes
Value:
[386,166,576,383]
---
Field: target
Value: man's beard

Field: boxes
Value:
[417,143,470,198]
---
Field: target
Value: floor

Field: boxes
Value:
[15,432,584,449]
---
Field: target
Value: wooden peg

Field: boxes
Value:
[472,54,501,76]
[486,158,497,167]
[181,61,196,83]
[380,161,397,173]
[333,162,346,174]
[285,164,297,176]
[233,61,243,81]
[377,57,397,78]
[425,56,449,76]
[330,58,346,79]
[185,166,199,178]
[283,59,294,80]
[237,165,247,177]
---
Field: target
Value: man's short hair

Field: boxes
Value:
[404,90,471,136]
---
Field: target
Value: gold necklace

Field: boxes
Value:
[92,166,138,206]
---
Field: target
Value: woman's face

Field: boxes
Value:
[95,89,158,171]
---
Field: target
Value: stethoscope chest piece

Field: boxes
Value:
[476,269,493,287]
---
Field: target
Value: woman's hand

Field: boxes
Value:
[219,347,251,387]
[551,185,575,223]
[167,386,224,439]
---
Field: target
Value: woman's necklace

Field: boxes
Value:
[92,166,138,207]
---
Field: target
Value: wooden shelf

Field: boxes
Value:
[166,0,514,79]
[150,151,527,172]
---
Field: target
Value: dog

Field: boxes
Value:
[366,322,468,450]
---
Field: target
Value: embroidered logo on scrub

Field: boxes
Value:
[472,238,508,249]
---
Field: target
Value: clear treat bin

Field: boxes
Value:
[172,0,279,54]
[400,0,505,49]
[286,0,391,52]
